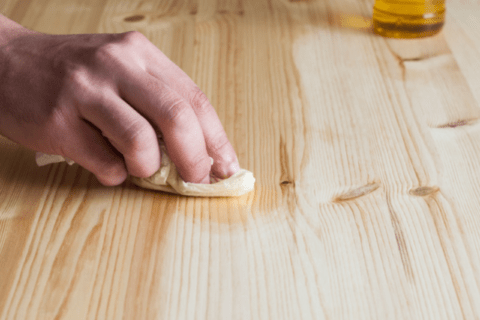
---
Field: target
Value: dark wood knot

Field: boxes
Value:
[124,15,145,22]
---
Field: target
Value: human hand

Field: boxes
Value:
[0,19,239,186]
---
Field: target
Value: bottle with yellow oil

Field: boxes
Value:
[373,0,446,38]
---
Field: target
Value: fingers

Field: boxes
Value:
[77,90,160,178]
[119,70,212,184]
[145,53,240,179]
[180,87,239,179]
[72,32,234,184]
[62,120,128,186]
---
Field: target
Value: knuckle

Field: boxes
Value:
[184,153,211,182]
[163,99,192,123]
[65,68,96,103]
[120,31,146,46]
[120,118,156,155]
[190,88,213,115]
[93,43,119,63]
[131,163,159,179]
[100,159,125,178]
[97,161,127,185]
[68,66,90,87]
[209,131,231,155]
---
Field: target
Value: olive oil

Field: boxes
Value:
[373,0,446,38]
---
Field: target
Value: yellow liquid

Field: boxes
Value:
[373,0,446,38]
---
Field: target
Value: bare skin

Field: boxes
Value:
[0,14,239,186]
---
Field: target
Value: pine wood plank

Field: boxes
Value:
[1,0,480,319]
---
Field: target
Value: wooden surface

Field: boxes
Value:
[2,0,480,319]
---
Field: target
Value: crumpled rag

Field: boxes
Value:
[35,143,255,197]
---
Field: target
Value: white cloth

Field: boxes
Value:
[35,143,255,197]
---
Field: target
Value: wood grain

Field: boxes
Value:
[2,0,480,319]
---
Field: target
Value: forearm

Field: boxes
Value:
[0,14,32,139]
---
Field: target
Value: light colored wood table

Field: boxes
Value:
[2,0,480,319]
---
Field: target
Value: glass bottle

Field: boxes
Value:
[373,0,446,38]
